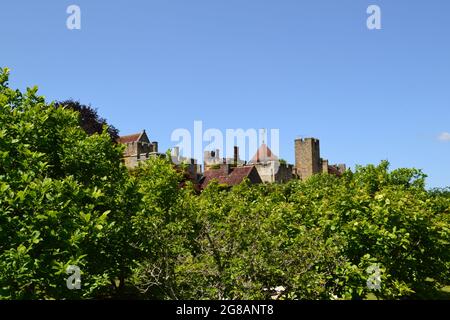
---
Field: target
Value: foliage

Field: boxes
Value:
[131,159,449,300]
[0,68,138,299]
[0,68,448,300]
[55,99,119,142]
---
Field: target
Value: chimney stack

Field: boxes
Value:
[152,141,159,153]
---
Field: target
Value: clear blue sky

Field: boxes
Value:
[1,0,449,187]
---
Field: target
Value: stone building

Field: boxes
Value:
[117,130,159,168]
[171,146,202,180]
[294,138,346,180]
[203,147,245,170]
[248,144,293,183]
[117,129,346,185]
[203,149,223,170]
[202,144,294,186]
[201,146,262,189]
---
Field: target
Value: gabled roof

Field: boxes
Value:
[225,166,256,185]
[117,130,149,144]
[117,133,141,144]
[249,143,279,164]
[200,166,261,189]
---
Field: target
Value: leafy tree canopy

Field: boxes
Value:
[55,99,119,142]
[0,67,448,300]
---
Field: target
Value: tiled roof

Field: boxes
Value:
[226,166,255,185]
[201,171,225,188]
[249,144,279,164]
[117,132,142,144]
[201,166,259,189]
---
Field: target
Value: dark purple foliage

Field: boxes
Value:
[55,100,120,142]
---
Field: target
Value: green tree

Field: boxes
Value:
[55,99,119,142]
[1,67,448,300]
[0,68,138,299]
[131,156,199,299]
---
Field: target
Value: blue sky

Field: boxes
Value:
[1,0,449,187]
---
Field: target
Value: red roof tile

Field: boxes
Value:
[226,166,255,185]
[117,133,142,144]
[249,144,278,164]
[201,165,261,189]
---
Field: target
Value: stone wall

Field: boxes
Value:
[295,138,321,180]
[253,161,294,183]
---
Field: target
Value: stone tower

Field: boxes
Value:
[117,130,159,168]
[295,138,321,180]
